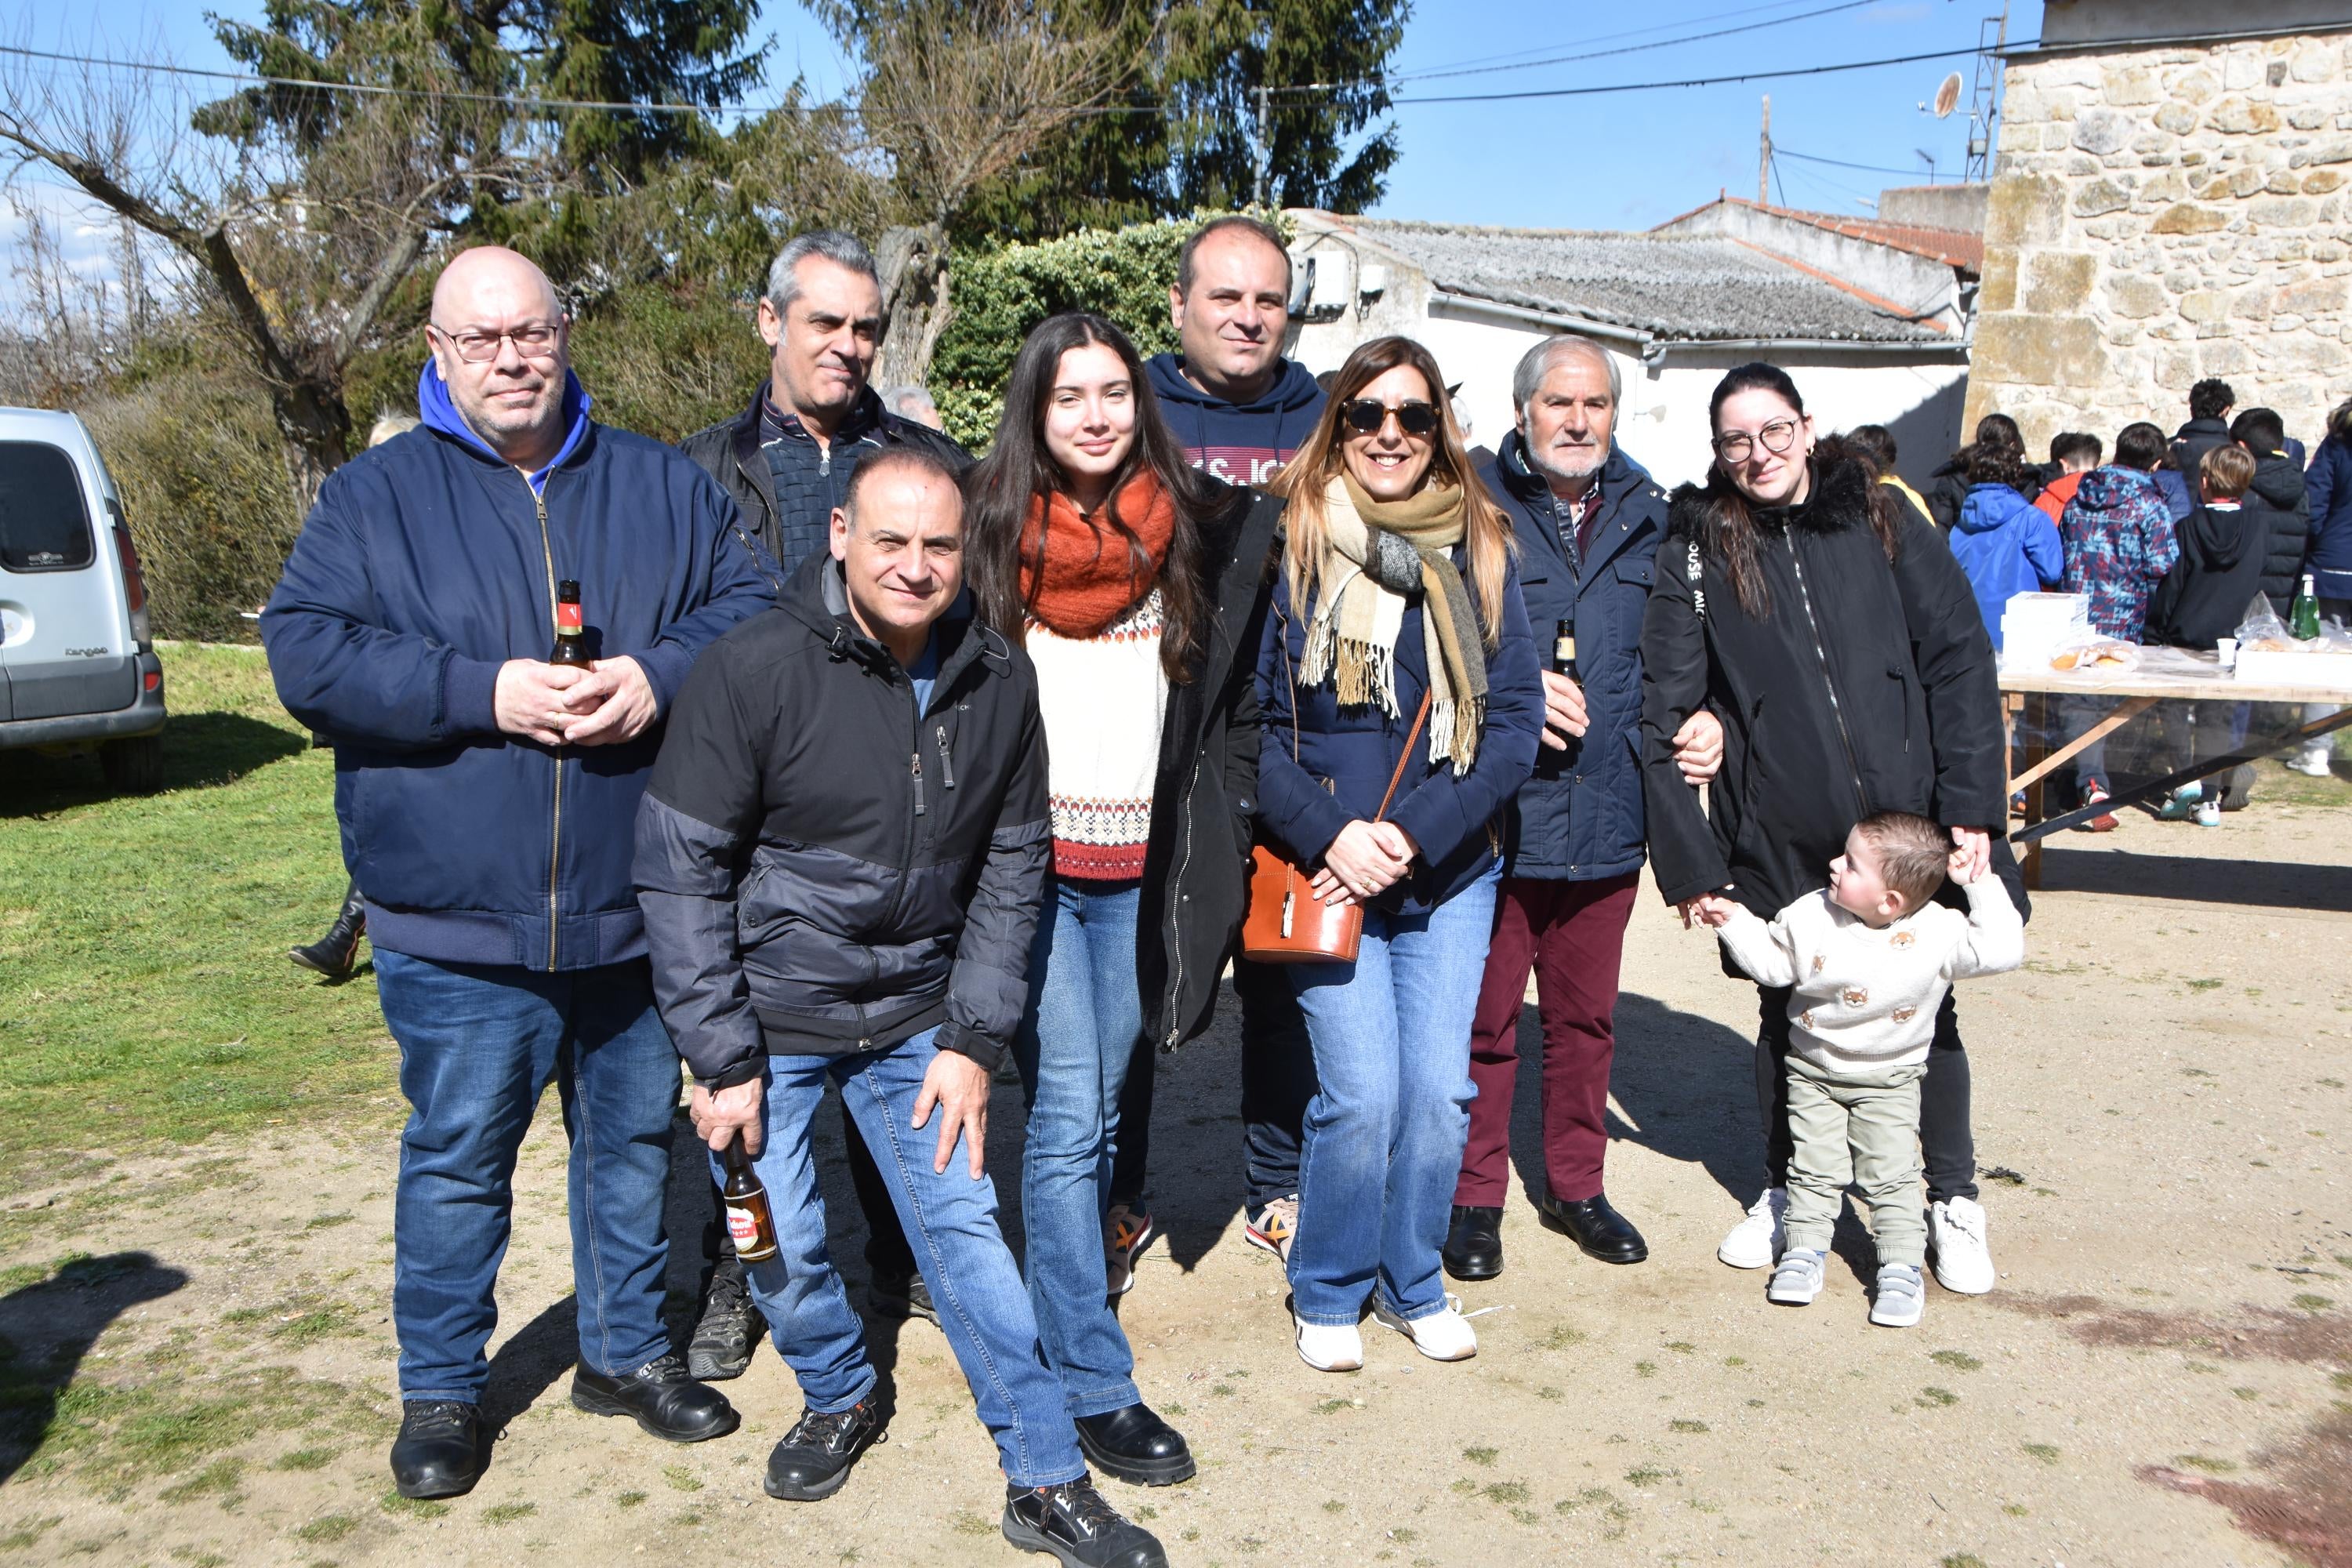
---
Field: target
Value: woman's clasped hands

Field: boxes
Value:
[1311,818,1421,906]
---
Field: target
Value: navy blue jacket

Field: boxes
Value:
[1145,356,1326,488]
[2308,434,2352,598]
[1476,432,1668,884]
[262,366,777,971]
[1255,540,1543,914]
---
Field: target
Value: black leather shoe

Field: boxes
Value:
[764,1396,886,1501]
[1538,1192,1649,1265]
[1002,1476,1167,1566]
[289,885,366,978]
[1443,1205,1504,1281]
[687,1259,757,1381]
[869,1269,939,1326]
[389,1400,485,1499]
[570,1353,739,1443]
[1073,1403,1196,1486]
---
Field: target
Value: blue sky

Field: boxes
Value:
[3,0,2045,291]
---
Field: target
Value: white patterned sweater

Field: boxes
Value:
[1025,589,1169,881]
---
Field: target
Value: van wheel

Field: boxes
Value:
[100,735,165,794]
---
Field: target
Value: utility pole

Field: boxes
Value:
[1759,95,1772,205]
[1965,2,2010,183]
[1254,84,1272,209]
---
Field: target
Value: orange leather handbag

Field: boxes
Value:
[1241,684,1431,965]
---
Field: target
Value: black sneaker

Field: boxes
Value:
[570,1353,739,1443]
[1001,1476,1167,1566]
[869,1269,939,1326]
[764,1396,886,1501]
[687,1260,757,1381]
[389,1399,485,1499]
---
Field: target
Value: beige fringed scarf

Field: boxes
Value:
[1299,473,1489,773]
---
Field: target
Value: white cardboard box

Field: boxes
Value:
[2234,648,2352,689]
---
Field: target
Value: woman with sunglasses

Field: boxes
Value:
[964,312,1283,1485]
[1255,336,1541,1372]
[1637,361,2015,1300]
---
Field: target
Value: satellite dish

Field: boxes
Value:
[1933,72,1963,118]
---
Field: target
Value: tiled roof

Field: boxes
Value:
[1653,195,1984,270]
[1328,216,1955,345]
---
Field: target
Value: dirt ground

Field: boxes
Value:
[3,794,2349,1568]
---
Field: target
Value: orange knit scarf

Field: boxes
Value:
[1018,472,1177,638]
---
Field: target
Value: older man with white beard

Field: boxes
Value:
[1443,336,1722,1282]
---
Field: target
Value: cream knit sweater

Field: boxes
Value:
[1717,878,2024,1072]
[1025,589,1169,881]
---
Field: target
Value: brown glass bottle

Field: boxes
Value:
[550,579,592,666]
[720,1138,779,1264]
[1553,619,1577,679]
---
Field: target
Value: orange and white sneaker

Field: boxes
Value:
[1105,1203,1155,1298]
[1245,1196,1298,1262]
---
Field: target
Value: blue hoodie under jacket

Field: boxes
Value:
[1144,354,1325,487]
[260,364,778,971]
[1948,481,2064,652]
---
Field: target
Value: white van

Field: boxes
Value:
[0,407,166,791]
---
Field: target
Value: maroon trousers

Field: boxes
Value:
[1454,872,1641,1208]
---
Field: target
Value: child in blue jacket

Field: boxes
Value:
[1947,446,2063,652]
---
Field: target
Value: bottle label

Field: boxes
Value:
[725,1203,760,1248]
[556,601,583,633]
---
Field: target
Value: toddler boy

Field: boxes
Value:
[1697,812,2024,1326]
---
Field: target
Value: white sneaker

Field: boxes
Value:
[1766,1247,1826,1305]
[2289,746,2334,777]
[1870,1262,1926,1327]
[1718,1187,1788,1269]
[1372,1294,1478,1362]
[1927,1196,1996,1294]
[1294,1312,1363,1372]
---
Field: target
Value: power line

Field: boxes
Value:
[1383,45,1981,107]
[1777,147,1937,177]
[1390,0,1885,85]
[1393,0,1847,82]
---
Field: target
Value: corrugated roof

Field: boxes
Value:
[1334,216,1955,344]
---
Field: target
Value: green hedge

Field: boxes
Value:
[931,211,1274,451]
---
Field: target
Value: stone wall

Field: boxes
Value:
[1967,32,2352,455]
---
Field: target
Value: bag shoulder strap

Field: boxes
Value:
[1374,690,1433,822]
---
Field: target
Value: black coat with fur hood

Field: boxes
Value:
[1637,445,2010,919]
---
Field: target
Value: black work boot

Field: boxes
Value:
[1443,1205,1504,1281]
[1001,1476,1167,1566]
[869,1269,938,1326]
[290,884,367,978]
[389,1400,485,1499]
[570,1353,739,1443]
[1073,1403,1195,1486]
[687,1257,757,1381]
[764,1396,886,1501]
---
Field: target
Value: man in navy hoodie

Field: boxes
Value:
[1114,216,1327,1275]
[262,247,775,1501]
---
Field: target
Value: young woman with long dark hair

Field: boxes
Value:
[1639,361,2018,1308]
[1254,335,1541,1373]
[964,311,1282,1486]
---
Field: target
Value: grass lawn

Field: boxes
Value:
[0,644,398,1194]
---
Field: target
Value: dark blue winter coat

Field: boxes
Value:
[2308,434,2352,599]
[1254,536,1542,914]
[1475,432,1668,884]
[1949,481,2064,652]
[261,365,778,971]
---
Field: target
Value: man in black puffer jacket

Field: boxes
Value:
[636,450,1166,1566]
[2229,407,2313,615]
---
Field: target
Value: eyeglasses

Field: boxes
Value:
[1341,398,1440,438]
[1712,419,1801,463]
[431,321,563,363]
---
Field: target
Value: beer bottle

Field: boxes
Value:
[550,579,593,666]
[1552,619,1578,679]
[719,1137,779,1264]
[2290,573,2322,641]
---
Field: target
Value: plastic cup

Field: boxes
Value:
[2216,637,2238,670]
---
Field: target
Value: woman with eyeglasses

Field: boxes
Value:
[963,312,1283,1486]
[1254,336,1541,1372]
[1636,361,2016,1300]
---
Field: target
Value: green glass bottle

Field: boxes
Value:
[2291,573,2322,641]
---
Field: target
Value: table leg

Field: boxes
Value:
[2023,692,2045,890]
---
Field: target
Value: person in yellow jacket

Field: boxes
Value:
[1849,423,1933,522]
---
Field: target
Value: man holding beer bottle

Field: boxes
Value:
[261,246,777,1499]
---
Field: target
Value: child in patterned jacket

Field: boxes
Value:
[1693,811,2024,1327]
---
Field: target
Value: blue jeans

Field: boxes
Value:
[725,1029,1085,1489]
[375,951,678,1402]
[1011,878,1142,1417]
[1286,863,1501,1327]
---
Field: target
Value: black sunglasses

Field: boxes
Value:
[1341,398,1441,437]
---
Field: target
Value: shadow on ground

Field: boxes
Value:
[0,1251,190,1485]
[0,713,305,819]
[2038,847,2352,911]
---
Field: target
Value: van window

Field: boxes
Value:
[0,440,96,572]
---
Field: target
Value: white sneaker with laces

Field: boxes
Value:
[2289,746,2335,777]
[1718,1187,1788,1269]
[1293,1312,1363,1372]
[1371,1294,1478,1362]
[1927,1196,1996,1294]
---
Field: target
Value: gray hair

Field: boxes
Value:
[368,411,420,448]
[765,230,880,314]
[1511,335,1621,410]
[881,385,936,417]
